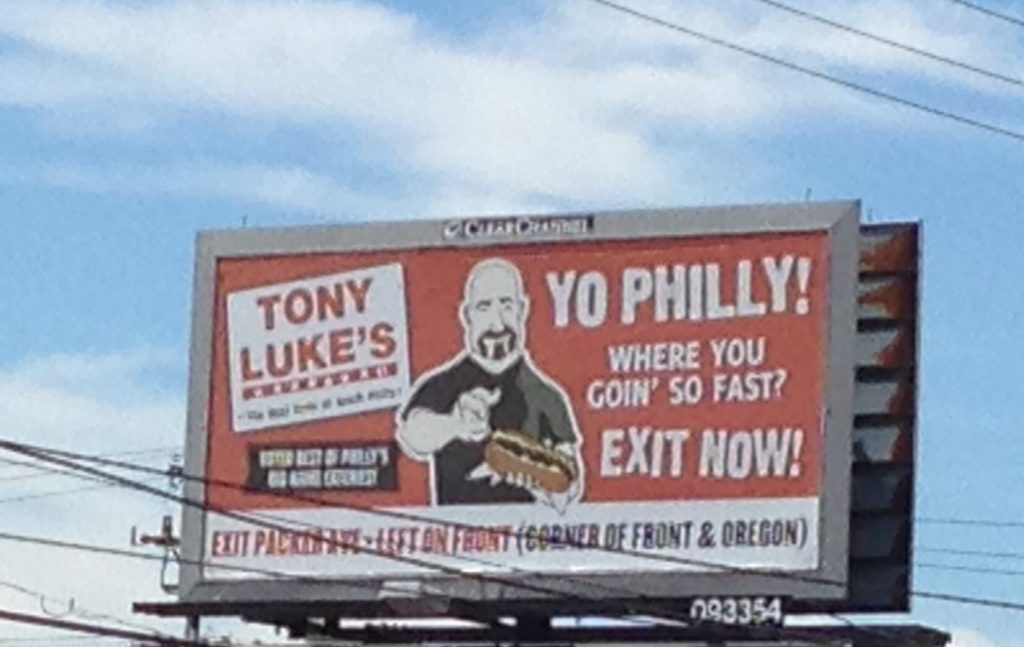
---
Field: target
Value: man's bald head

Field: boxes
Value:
[461,259,529,374]
[464,259,524,304]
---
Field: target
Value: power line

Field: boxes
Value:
[0,529,502,598]
[0,532,849,646]
[915,589,1024,612]
[0,441,680,624]
[0,637,120,645]
[0,448,179,504]
[0,458,101,479]
[918,562,1024,578]
[16,439,851,590]
[0,606,209,647]
[749,0,1024,89]
[917,516,1024,528]
[0,531,917,647]
[948,0,1024,29]
[8,444,1024,647]
[0,441,1006,645]
[0,578,167,637]
[0,451,175,484]
[27,437,1024,639]
[0,449,700,632]
[824,612,916,645]
[5,439,1012,603]
[0,476,167,506]
[0,456,120,488]
[917,546,1024,560]
[0,447,178,472]
[0,440,896,645]
[0,531,853,647]
[580,0,1024,143]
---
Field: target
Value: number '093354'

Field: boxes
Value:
[688,596,784,627]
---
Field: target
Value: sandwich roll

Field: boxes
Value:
[484,430,577,494]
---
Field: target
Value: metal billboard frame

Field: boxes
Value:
[178,201,859,613]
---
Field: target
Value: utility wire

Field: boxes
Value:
[13,437,997,643]
[0,606,210,647]
[0,461,110,487]
[0,440,976,647]
[6,439,1004,624]
[0,447,179,503]
[0,599,936,647]
[0,441,992,645]
[948,0,1024,29]
[915,590,1024,612]
[917,516,1024,528]
[0,530,454,597]
[0,447,178,473]
[0,529,930,647]
[0,451,175,484]
[21,439,851,590]
[0,578,167,637]
[0,581,74,615]
[581,0,1024,143]
[749,0,1024,89]
[0,447,1021,645]
[0,442,696,618]
[918,562,1024,577]
[13,434,1023,618]
[0,530,912,647]
[0,637,121,644]
[0,442,681,626]
[0,532,849,646]
[0,440,889,645]
[0,530,839,646]
[917,546,1024,560]
[0,476,167,506]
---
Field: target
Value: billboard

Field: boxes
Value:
[179,203,859,610]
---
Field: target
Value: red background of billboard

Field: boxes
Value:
[205,232,828,510]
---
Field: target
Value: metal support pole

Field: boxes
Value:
[185,615,200,643]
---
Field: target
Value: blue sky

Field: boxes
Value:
[1,0,1023,644]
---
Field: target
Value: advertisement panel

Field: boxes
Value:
[179,204,858,607]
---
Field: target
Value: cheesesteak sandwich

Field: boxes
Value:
[483,430,577,493]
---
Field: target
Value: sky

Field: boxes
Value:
[0,0,1023,644]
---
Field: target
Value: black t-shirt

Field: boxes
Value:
[402,355,577,505]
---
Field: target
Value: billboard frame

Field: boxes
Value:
[178,201,859,612]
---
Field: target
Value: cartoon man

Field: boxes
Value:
[396,258,582,511]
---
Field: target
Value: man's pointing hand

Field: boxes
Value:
[454,387,500,442]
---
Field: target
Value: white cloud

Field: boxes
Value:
[0,0,1018,211]
[0,160,403,218]
[12,347,176,389]
[0,350,182,642]
[0,56,131,107]
[0,349,291,644]
[948,629,991,647]
[0,350,182,454]
[946,627,1024,647]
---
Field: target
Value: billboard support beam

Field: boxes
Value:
[180,621,950,645]
[184,615,200,642]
